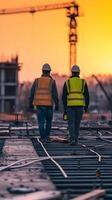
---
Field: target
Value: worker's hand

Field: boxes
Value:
[55,105,59,111]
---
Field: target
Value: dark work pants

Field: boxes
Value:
[37,107,53,139]
[67,106,83,143]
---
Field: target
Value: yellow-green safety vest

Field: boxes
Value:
[66,77,85,106]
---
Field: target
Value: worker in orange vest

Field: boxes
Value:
[29,63,59,142]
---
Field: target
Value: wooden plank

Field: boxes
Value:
[71,189,106,200]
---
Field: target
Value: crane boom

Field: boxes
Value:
[92,75,111,104]
[0,0,79,71]
[0,1,77,15]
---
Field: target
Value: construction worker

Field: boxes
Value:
[29,63,59,142]
[62,65,89,145]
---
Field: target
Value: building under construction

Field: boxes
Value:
[0,56,20,113]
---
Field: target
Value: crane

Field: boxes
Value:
[0,1,79,71]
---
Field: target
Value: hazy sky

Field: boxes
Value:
[0,0,112,81]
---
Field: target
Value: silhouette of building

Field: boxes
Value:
[0,56,21,113]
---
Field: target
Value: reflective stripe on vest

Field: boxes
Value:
[66,77,85,106]
[33,77,53,106]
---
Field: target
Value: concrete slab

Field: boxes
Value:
[0,139,56,199]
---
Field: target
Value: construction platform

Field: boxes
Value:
[0,115,112,200]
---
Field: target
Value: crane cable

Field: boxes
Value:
[37,137,68,178]
[98,131,112,143]
[0,137,68,178]
[79,143,102,162]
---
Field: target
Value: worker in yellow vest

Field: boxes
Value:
[62,65,89,145]
[29,63,59,142]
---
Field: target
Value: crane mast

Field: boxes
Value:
[66,4,78,69]
[0,1,79,72]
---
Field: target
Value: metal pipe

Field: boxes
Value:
[37,137,68,178]
[0,154,106,171]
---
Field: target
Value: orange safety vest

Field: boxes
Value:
[33,76,53,106]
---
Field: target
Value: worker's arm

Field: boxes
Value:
[62,82,68,111]
[29,79,37,108]
[52,80,59,110]
[83,82,90,111]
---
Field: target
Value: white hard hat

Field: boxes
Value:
[42,63,51,71]
[71,65,80,73]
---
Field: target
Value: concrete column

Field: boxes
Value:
[15,69,19,112]
[1,100,4,112]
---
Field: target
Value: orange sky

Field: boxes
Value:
[0,0,112,81]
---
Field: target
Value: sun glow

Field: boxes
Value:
[0,0,112,81]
